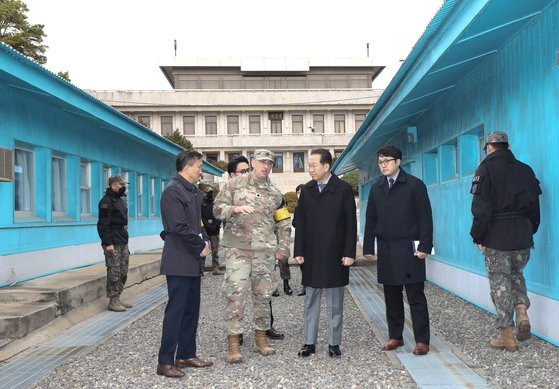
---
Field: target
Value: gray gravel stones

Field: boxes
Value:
[31,268,414,388]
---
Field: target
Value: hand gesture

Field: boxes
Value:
[234,205,255,214]
[341,257,354,266]
[294,256,304,264]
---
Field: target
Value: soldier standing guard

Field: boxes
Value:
[214,149,291,364]
[97,175,132,312]
[470,131,542,352]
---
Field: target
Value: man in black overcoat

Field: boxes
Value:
[294,149,357,358]
[156,150,213,378]
[363,145,433,356]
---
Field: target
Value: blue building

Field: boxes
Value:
[334,0,559,344]
[0,42,222,287]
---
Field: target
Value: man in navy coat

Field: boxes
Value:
[294,148,357,358]
[363,145,433,356]
[156,150,213,378]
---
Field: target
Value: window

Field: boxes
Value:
[183,115,195,135]
[286,76,306,88]
[330,75,348,88]
[150,177,155,216]
[308,75,328,89]
[176,75,198,89]
[350,75,369,88]
[227,115,239,135]
[355,114,366,131]
[272,152,284,173]
[161,179,167,193]
[440,141,458,181]
[102,166,110,188]
[205,116,217,135]
[80,161,91,215]
[293,152,305,172]
[249,115,261,134]
[137,174,143,217]
[227,151,241,161]
[270,120,282,134]
[223,75,242,89]
[334,114,346,133]
[52,156,66,216]
[244,76,265,89]
[205,152,218,162]
[423,150,438,186]
[334,149,344,158]
[200,75,220,89]
[292,115,303,134]
[138,115,151,129]
[14,147,34,215]
[478,134,486,164]
[161,116,173,136]
[268,77,283,89]
[313,114,324,133]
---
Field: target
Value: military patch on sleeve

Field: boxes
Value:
[100,203,109,209]
[470,176,482,194]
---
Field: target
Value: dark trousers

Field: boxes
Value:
[158,275,201,365]
[383,282,430,344]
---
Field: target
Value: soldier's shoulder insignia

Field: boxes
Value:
[470,175,483,194]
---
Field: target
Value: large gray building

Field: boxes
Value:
[90,57,384,192]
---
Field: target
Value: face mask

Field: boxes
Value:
[118,186,126,196]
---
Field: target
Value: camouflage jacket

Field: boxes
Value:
[214,174,291,255]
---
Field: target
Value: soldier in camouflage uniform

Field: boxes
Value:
[273,199,293,295]
[214,149,291,363]
[97,175,132,312]
[470,131,541,352]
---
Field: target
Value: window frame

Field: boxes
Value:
[14,146,35,218]
[51,155,67,218]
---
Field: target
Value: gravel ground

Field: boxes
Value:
[31,267,414,389]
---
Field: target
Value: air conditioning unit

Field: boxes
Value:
[0,147,14,182]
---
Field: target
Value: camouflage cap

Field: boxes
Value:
[486,131,509,144]
[108,175,127,186]
[253,149,274,163]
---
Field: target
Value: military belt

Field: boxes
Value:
[491,211,527,221]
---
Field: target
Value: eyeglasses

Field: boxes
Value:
[377,158,396,166]
[235,169,250,174]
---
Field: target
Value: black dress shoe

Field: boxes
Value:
[297,288,306,296]
[283,280,293,295]
[271,288,280,297]
[298,344,316,357]
[328,345,342,358]
[266,327,285,340]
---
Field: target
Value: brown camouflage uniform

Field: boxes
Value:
[214,174,291,335]
[103,244,130,298]
[485,247,531,328]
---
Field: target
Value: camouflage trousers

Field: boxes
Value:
[103,244,130,298]
[209,234,220,268]
[484,247,530,328]
[276,257,291,280]
[222,248,275,335]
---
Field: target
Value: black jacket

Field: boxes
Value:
[160,174,208,277]
[363,169,433,285]
[294,174,357,288]
[97,189,128,246]
[201,197,221,236]
[470,148,541,250]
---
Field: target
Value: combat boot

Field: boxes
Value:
[254,330,276,356]
[226,335,243,364]
[515,304,531,341]
[490,327,518,352]
[211,266,224,276]
[108,297,126,312]
[117,296,132,309]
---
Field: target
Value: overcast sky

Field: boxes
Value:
[25,0,444,90]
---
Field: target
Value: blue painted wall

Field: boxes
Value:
[357,1,559,300]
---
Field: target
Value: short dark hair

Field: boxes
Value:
[175,150,203,172]
[376,145,402,160]
[310,148,332,169]
[488,142,508,151]
[227,156,249,175]
[295,184,304,192]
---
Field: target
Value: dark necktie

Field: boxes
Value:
[389,178,394,190]
[318,183,325,192]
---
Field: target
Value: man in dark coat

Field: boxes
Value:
[156,150,213,378]
[294,148,357,358]
[363,145,433,356]
[201,185,223,275]
[97,175,131,312]
[470,131,541,352]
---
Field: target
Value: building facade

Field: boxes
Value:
[334,0,559,344]
[0,42,222,287]
[90,57,383,192]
